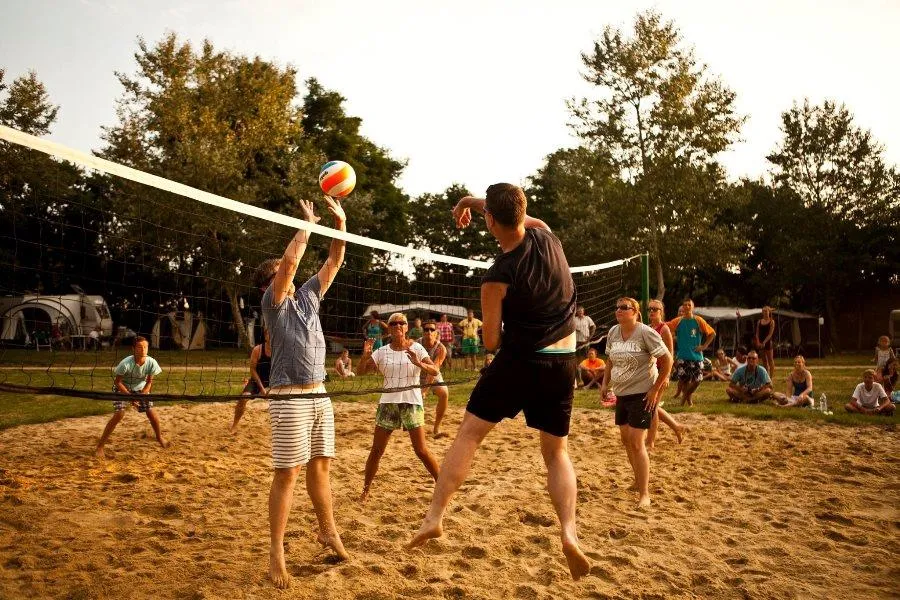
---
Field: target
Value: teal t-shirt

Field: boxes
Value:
[114,355,162,392]
[675,317,708,361]
[730,365,771,389]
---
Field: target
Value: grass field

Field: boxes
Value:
[0,349,893,431]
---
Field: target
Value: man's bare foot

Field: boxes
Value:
[674,425,688,444]
[636,495,652,510]
[562,539,591,581]
[433,431,448,439]
[406,518,443,549]
[359,486,370,503]
[269,549,292,589]
[229,424,240,435]
[95,446,106,459]
[159,439,171,449]
[317,531,349,560]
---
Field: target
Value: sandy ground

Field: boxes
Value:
[0,400,897,600]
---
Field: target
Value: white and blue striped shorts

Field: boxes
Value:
[269,387,335,469]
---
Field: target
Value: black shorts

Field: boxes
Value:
[466,350,577,438]
[614,392,655,429]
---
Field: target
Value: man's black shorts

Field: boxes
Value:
[614,392,655,429]
[466,349,577,437]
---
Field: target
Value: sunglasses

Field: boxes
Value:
[615,305,634,311]
[389,321,407,326]
[648,307,661,312]
[422,327,436,332]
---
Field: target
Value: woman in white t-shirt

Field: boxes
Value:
[357,312,441,502]
[599,297,672,510]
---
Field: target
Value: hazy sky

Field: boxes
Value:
[2,0,897,197]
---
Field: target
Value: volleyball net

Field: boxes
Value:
[0,125,639,401]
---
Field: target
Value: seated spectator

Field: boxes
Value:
[845,369,894,416]
[700,357,713,381]
[726,351,773,404]
[578,348,605,389]
[483,352,494,368]
[408,318,424,342]
[707,349,732,382]
[88,325,102,351]
[773,355,813,407]
[335,349,355,378]
[733,345,748,370]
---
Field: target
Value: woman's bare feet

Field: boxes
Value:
[406,518,443,549]
[94,446,106,459]
[636,495,652,510]
[674,425,688,444]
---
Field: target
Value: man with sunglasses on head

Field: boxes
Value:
[253,196,349,589]
[408,183,590,581]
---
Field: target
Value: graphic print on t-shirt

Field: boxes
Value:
[609,340,641,388]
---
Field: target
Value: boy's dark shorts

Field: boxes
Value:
[614,392,655,429]
[466,349,577,438]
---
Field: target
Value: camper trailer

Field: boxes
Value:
[0,294,113,347]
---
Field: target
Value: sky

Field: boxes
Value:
[1,0,898,198]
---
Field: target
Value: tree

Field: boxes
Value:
[567,10,746,298]
[766,99,899,348]
[99,34,325,348]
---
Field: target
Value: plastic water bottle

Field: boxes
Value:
[817,393,827,413]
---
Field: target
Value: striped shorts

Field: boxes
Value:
[269,387,335,469]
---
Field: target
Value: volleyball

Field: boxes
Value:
[319,160,356,198]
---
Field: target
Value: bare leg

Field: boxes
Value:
[409,426,440,480]
[145,408,169,448]
[95,410,124,457]
[269,466,301,588]
[540,431,590,580]
[765,349,775,379]
[657,408,686,443]
[361,426,392,502]
[432,386,449,437]
[623,425,651,509]
[306,457,348,560]
[407,411,495,548]
[231,398,249,433]
[646,411,659,450]
[619,426,638,491]
[682,380,701,407]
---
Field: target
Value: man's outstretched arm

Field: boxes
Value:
[452,196,550,231]
[316,196,347,296]
[271,199,318,306]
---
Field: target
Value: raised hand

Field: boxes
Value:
[406,348,423,367]
[298,199,321,224]
[452,200,473,229]
[322,195,346,225]
[363,338,374,355]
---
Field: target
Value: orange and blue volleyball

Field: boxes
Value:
[318,160,356,198]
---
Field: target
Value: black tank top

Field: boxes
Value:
[255,344,272,387]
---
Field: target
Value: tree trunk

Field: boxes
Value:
[228,286,251,350]
[856,297,864,351]
[825,292,840,353]
[654,256,665,300]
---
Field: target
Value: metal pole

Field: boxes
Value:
[640,253,650,322]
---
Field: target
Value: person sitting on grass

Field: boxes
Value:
[773,355,813,408]
[707,348,733,382]
[880,358,898,397]
[726,350,772,404]
[845,369,894,416]
[873,336,895,384]
[335,349,355,378]
[95,336,167,458]
[578,348,605,389]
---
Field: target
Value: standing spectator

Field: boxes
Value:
[95,336,167,457]
[458,309,483,371]
[773,355,813,408]
[88,325,102,351]
[754,306,776,379]
[873,336,896,383]
[666,299,715,407]
[335,349,355,378]
[726,351,773,403]
[578,348,605,388]
[436,314,455,371]
[363,311,388,351]
[231,327,272,434]
[408,317,424,342]
[846,369,894,416]
[573,305,596,357]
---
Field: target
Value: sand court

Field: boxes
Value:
[0,401,897,599]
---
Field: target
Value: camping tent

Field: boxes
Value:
[693,307,823,357]
[150,311,207,350]
[361,301,470,321]
[0,297,78,346]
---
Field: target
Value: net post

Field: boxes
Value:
[640,252,650,322]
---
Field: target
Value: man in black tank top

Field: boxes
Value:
[408,184,590,581]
